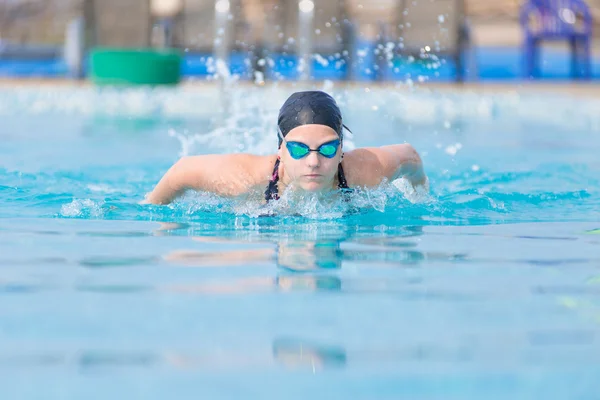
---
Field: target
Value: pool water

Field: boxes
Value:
[1,83,599,399]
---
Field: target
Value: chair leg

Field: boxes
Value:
[455,51,464,83]
[582,38,592,79]
[570,37,578,79]
[524,38,536,79]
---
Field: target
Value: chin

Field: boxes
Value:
[300,181,328,192]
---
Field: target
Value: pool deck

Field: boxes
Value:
[0,78,599,98]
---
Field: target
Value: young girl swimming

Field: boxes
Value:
[145,90,427,205]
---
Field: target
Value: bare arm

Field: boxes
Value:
[144,154,265,205]
[344,144,428,190]
[143,156,196,205]
[382,143,428,189]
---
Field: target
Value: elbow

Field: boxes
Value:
[404,144,423,171]
[395,144,427,185]
[407,147,427,187]
[403,143,422,165]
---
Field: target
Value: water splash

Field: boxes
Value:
[60,199,105,218]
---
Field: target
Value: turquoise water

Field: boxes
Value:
[1,84,600,399]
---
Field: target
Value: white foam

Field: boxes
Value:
[60,199,104,218]
[175,177,431,221]
[86,184,126,194]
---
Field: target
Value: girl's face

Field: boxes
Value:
[278,124,342,192]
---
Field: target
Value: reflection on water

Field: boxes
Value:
[3,329,597,372]
[0,352,160,369]
[276,240,343,272]
[0,339,346,371]
[156,220,471,295]
[79,256,158,268]
[272,337,347,370]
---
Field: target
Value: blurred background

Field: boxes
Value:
[0,0,598,82]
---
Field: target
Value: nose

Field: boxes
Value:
[306,151,320,169]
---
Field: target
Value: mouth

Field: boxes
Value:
[304,174,322,178]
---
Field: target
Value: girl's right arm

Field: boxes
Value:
[143,154,264,205]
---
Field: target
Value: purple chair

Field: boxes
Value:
[520,0,593,78]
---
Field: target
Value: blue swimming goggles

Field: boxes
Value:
[278,127,340,160]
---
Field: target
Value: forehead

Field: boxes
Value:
[285,124,339,143]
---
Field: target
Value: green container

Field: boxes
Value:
[90,48,182,86]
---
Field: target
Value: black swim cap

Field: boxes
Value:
[277,91,343,147]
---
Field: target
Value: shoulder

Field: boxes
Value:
[342,143,421,187]
[177,153,275,175]
[232,153,278,181]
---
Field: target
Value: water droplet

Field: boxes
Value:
[445,145,457,156]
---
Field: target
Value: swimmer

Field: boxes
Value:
[145,90,427,205]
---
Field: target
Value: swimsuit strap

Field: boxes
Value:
[337,163,349,189]
[264,158,281,201]
[264,160,350,202]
